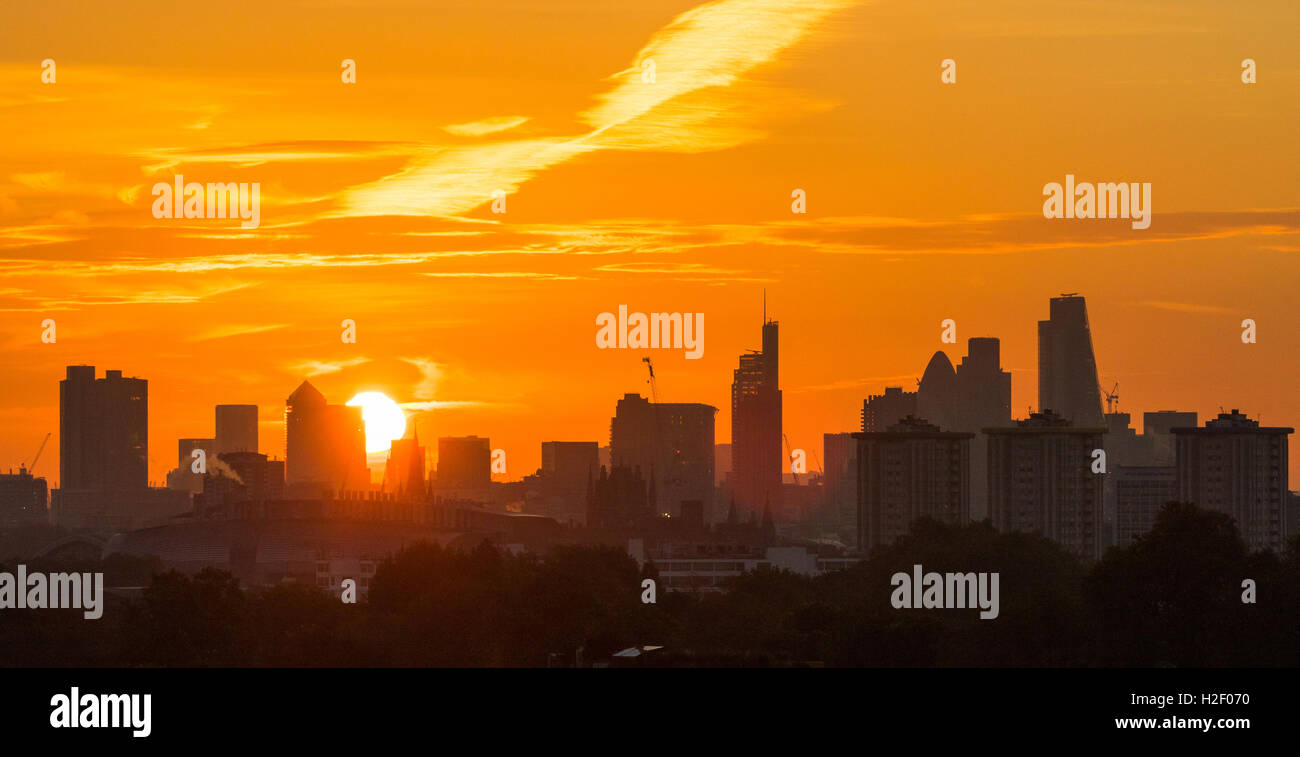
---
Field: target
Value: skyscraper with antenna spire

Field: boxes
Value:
[731,294,783,519]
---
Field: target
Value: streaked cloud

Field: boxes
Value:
[399,400,496,411]
[420,271,584,280]
[1131,301,1235,315]
[443,116,530,137]
[338,0,855,218]
[186,323,291,342]
[400,357,442,401]
[290,357,372,376]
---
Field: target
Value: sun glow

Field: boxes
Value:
[346,392,407,454]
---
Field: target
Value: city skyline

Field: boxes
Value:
[7,288,1299,491]
[2,0,1298,488]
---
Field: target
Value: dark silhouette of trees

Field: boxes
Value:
[2,504,1298,667]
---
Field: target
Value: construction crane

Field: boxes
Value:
[21,432,51,474]
[642,357,667,514]
[1103,382,1120,414]
[641,357,659,404]
[782,432,800,486]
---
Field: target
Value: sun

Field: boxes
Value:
[346,391,407,454]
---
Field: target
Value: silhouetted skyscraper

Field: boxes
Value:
[385,428,426,497]
[861,386,918,432]
[530,441,600,522]
[59,365,147,491]
[731,311,782,517]
[955,338,1012,520]
[917,351,959,431]
[1038,294,1104,428]
[855,416,971,552]
[610,393,715,519]
[54,366,189,531]
[1173,410,1291,552]
[986,410,1105,560]
[285,380,368,494]
[907,338,1012,520]
[822,432,857,538]
[435,436,491,490]
[215,404,258,456]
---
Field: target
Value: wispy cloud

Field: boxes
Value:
[137,140,413,169]
[592,261,775,282]
[1131,300,1235,315]
[338,0,854,218]
[420,271,584,280]
[581,0,852,129]
[187,323,290,342]
[400,357,442,401]
[0,282,254,311]
[290,357,371,376]
[399,400,496,411]
[443,116,530,137]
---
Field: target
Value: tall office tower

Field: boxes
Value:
[542,441,599,491]
[854,416,972,553]
[609,393,716,519]
[59,365,148,491]
[385,429,426,497]
[986,410,1106,560]
[956,338,1012,425]
[822,432,857,537]
[955,338,1012,520]
[861,386,918,432]
[284,380,368,494]
[1173,410,1292,552]
[435,436,492,490]
[586,464,650,530]
[532,441,599,522]
[917,351,959,431]
[1143,410,1197,465]
[1037,294,1104,428]
[1114,465,1176,546]
[215,404,258,456]
[731,312,782,517]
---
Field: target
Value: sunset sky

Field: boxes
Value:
[2,0,1298,485]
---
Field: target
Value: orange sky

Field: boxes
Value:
[2,0,1298,485]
